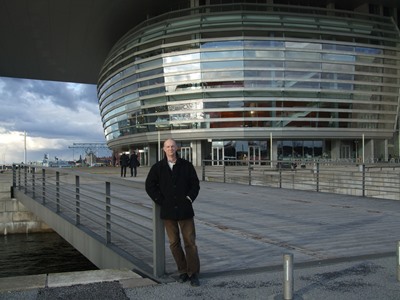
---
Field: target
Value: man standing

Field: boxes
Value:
[119,152,129,177]
[145,138,201,286]
[129,151,140,177]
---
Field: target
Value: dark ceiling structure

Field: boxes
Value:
[0,0,397,85]
[0,0,175,84]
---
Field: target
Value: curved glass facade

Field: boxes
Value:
[97,3,400,163]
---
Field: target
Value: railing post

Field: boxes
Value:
[283,253,294,300]
[248,165,252,186]
[18,165,21,190]
[202,163,205,181]
[361,164,365,197]
[153,203,165,277]
[32,167,36,199]
[223,163,226,183]
[397,241,400,282]
[279,168,282,188]
[24,165,27,194]
[12,164,16,197]
[75,175,80,225]
[106,182,111,244]
[56,171,60,212]
[316,162,320,192]
[12,164,16,187]
[42,169,46,204]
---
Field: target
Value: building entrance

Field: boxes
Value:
[180,147,192,162]
[212,146,223,166]
[248,146,261,165]
[341,145,351,159]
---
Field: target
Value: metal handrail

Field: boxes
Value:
[202,160,400,201]
[12,164,165,278]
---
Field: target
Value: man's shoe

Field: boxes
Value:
[190,274,200,287]
[178,273,189,283]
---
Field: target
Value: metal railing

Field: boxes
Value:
[12,164,165,278]
[202,160,400,201]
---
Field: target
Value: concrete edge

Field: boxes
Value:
[0,269,157,292]
[0,274,47,292]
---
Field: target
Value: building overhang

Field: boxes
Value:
[0,0,397,85]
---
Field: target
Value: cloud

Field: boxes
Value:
[0,77,108,164]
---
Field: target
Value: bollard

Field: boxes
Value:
[283,253,294,300]
[397,241,400,282]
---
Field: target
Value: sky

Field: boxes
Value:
[0,77,110,165]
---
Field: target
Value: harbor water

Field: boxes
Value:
[0,232,98,278]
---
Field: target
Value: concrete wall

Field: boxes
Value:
[0,172,52,235]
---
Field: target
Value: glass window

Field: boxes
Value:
[165,73,201,83]
[322,44,353,52]
[164,63,201,73]
[286,61,320,69]
[354,47,382,55]
[321,73,353,81]
[201,40,244,48]
[244,50,283,58]
[285,71,320,79]
[244,70,283,78]
[138,68,163,78]
[244,40,284,48]
[285,51,320,60]
[138,58,162,69]
[202,60,244,69]
[322,54,355,62]
[202,71,243,80]
[322,63,354,72]
[285,42,321,50]
[163,53,201,63]
[244,61,284,68]
[287,80,320,89]
[201,51,243,59]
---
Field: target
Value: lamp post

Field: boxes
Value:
[354,140,358,162]
[24,131,27,164]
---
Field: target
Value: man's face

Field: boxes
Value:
[163,140,177,156]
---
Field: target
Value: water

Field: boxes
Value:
[0,232,98,278]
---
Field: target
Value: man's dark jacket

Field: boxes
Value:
[145,157,200,220]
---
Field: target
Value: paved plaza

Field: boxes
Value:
[1,166,400,299]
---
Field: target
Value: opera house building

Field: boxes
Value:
[97,1,400,166]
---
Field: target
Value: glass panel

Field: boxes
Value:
[165,73,202,83]
[244,50,284,58]
[201,40,244,48]
[202,71,244,80]
[202,60,244,69]
[244,40,284,48]
[163,53,201,63]
[244,61,284,68]
[322,54,355,62]
[285,61,320,69]
[322,63,354,72]
[164,63,201,73]
[201,51,243,59]
[285,42,321,50]
[285,51,320,60]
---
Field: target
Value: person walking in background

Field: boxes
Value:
[112,155,117,167]
[129,151,140,177]
[119,152,129,177]
[145,138,201,287]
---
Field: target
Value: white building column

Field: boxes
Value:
[364,139,375,163]
[331,140,341,160]
[148,143,159,166]
[191,140,202,167]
